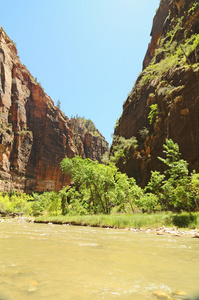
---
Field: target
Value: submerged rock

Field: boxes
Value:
[153,290,191,300]
[153,290,171,299]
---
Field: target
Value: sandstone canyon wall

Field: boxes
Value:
[0,26,108,193]
[112,0,199,186]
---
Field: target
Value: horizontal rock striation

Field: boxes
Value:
[0,26,108,193]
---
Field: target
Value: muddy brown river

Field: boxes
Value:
[0,221,199,299]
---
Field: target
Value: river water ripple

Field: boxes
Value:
[0,222,199,299]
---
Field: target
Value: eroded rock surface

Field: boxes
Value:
[112,0,199,186]
[0,26,108,192]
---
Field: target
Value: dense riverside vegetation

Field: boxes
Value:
[60,139,199,215]
[1,139,199,229]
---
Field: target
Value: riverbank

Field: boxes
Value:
[1,212,199,237]
[34,213,199,237]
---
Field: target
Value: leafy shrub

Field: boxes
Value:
[101,151,110,165]
[144,171,165,194]
[10,193,33,214]
[135,193,160,213]
[110,136,138,164]
[0,194,14,212]
[148,104,159,125]
[31,192,61,216]
[0,192,33,215]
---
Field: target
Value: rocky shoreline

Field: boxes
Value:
[129,226,199,238]
[0,216,34,223]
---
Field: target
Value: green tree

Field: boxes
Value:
[114,174,142,213]
[59,186,69,215]
[144,171,165,195]
[190,172,199,210]
[135,193,159,213]
[47,191,61,216]
[158,139,192,211]
[61,156,115,214]
[60,155,142,215]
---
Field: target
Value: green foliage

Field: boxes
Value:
[0,191,63,217]
[190,172,199,210]
[59,187,69,215]
[31,192,61,216]
[157,139,192,211]
[158,139,189,179]
[71,117,100,136]
[145,171,165,194]
[188,2,198,15]
[35,212,177,230]
[135,193,160,214]
[70,117,105,149]
[110,136,138,164]
[61,155,144,215]
[47,191,61,216]
[148,104,159,125]
[60,139,199,215]
[114,118,119,130]
[145,139,199,212]
[136,23,199,92]
[0,192,33,215]
[114,175,142,213]
[1,140,199,219]
[101,151,110,165]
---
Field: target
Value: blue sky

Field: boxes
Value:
[1,0,160,145]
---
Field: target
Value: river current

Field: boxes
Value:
[0,221,199,299]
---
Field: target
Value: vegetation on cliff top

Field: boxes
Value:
[138,3,199,92]
[121,1,199,113]
[70,115,102,137]
[70,115,108,151]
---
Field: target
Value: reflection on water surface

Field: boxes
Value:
[0,222,199,299]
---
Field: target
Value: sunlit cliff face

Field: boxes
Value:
[111,0,199,186]
[0,26,108,193]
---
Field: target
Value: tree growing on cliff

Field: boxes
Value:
[110,135,138,165]
[57,99,61,109]
[148,104,159,125]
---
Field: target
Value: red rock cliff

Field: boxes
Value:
[112,0,199,186]
[0,26,108,192]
